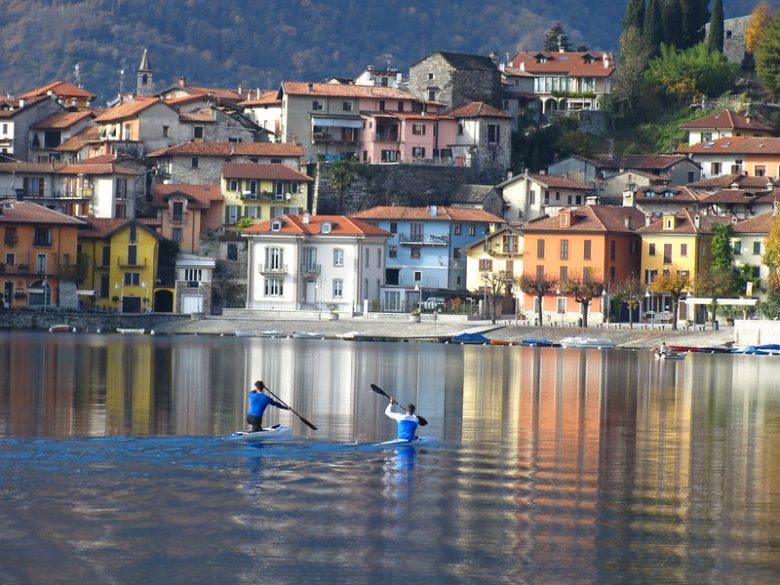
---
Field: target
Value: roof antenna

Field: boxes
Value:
[383,52,393,69]
[74,62,82,89]
[118,68,125,101]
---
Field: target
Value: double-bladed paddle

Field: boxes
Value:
[265,386,318,431]
[370,383,428,426]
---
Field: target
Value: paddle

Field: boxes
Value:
[370,383,428,426]
[264,386,318,431]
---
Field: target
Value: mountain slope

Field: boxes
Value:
[0,0,770,103]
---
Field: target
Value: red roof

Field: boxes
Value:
[599,154,693,171]
[680,110,775,132]
[688,173,774,190]
[680,136,780,155]
[55,126,100,151]
[351,205,505,223]
[18,81,96,100]
[510,51,615,78]
[521,206,645,233]
[31,110,95,129]
[281,81,415,100]
[447,102,511,119]
[701,189,776,204]
[525,173,591,190]
[93,97,167,122]
[151,184,222,208]
[636,210,731,234]
[0,199,85,225]
[221,163,312,181]
[148,142,304,158]
[79,218,162,239]
[732,211,776,234]
[243,214,391,236]
[164,93,210,107]
[239,90,282,106]
[635,186,703,203]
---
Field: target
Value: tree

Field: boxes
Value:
[746,2,773,55]
[329,159,355,214]
[613,26,652,117]
[649,272,690,330]
[762,212,780,291]
[755,11,780,97]
[681,0,709,49]
[695,267,737,322]
[710,223,735,274]
[646,43,738,103]
[518,272,558,326]
[662,0,685,48]
[643,0,663,56]
[623,0,645,31]
[561,270,604,328]
[613,274,643,328]
[707,0,724,54]
[544,21,571,52]
[480,270,515,324]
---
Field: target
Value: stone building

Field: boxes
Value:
[705,15,752,65]
[449,102,512,183]
[409,51,502,109]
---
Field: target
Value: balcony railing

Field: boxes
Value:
[398,233,449,246]
[300,263,321,275]
[117,256,147,268]
[259,263,288,274]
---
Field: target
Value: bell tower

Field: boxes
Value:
[136,48,153,97]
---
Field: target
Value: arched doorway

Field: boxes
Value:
[155,289,174,313]
[28,280,51,307]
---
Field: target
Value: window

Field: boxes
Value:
[560,239,569,260]
[412,146,425,158]
[265,247,284,270]
[755,165,767,177]
[503,235,517,253]
[184,269,203,282]
[457,122,464,135]
[378,100,386,111]
[414,271,422,282]
[127,244,138,265]
[342,101,353,112]
[712,162,721,175]
[333,279,343,298]
[333,248,344,267]
[428,72,434,80]
[681,243,689,256]
[312,100,323,111]
[468,225,476,236]
[115,203,127,218]
[453,224,461,235]
[129,223,137,242]
[381,150,399,162]
[649,243,656,256]
[559,266,568,282]
[688,171,695,183]
[536,265,545,281]
[101,245,110,267]
[479,258,493,271]
[537,239,545,259]
[162,125,169,137]
[227,242,239,261]
[115,178,127,199]
[754,241,762,255]
[663,243,672,264]
[487,124,500,144]
[229,179,239,192]
[427,89,436,101]
[389,245,397,258]
[36,253,47,274]
[365,248,370,268]
[124,272,140,286]
[191,157,199,168]
[4,226,17,245]
[412,124,426,135]
[172,201,184,222]
[610,240,616,261]
[410,246,421,259]
[584,240,592,260]
[5,252,14,264]
[193,126,204,140]
[557,297,567,314]
[264,277,284,296]
[33,227,51,246]
[389,222,397,234]
[172,228,183,242]
[377,248,382,268]
[529,189,536,205]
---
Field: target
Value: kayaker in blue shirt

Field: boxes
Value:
[384,399,419,441]
[247,380,288,432]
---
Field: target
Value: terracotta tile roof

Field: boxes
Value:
[0,96,50,118]
[30,110,95,129]
[151,184,222,208]
[147,141,304,158]
[413,51,498,71]
[185,85,246,102]
[680,136,780,155]
[281,81,415,100]
[239,90,282,106]
[680,110,775,132]
[526,173,592,190]
[55,126,100,151]
[221,162,313,181]
[700,189,776,204]
[732,211,776,234]
[510,51,615,78]
[614,169,670,182]
[18,81,96,100]
[179,109,215,123]
[521,206,645,233]
[635,186,703,202]
[599,154,694,171]
[57,162,143,176]
[164,93,210,107]
[243,214,391,236]
[502,66,535,78]
[351,205,505,223]
[636,210,731,234]
[688,173,774,190]
[92,97,165,122]
[447,102,511,119]
[79,218,162,239]
[0,162,63,174]
[0,199,85,225]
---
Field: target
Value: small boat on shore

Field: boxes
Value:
[234,330,256,337]
[732,344,780,356]
[668,345,732,354]
[559,336,615,349]
[257,330,284,338]
[489,339,517,346]
[117,327,145,335]
[654,351,686,360]
[451,332,490,345]
[520,338,560,347]
[48,324,75,333]
[292,331,325,340]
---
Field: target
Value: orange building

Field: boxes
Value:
[520,206,644,323]
[0,199,85,308]
[150,184,223,253]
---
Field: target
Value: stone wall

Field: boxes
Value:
[0,309,187,331]
[314,162,476,214]
[735,320,780,346]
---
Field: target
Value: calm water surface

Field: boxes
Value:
[1,331,779,584]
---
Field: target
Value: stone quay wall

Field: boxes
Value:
[0,309,189,332]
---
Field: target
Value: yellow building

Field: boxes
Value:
[636,210,730,319]
[221,162,312,225]
[464,226,524,316]
[78,218,162,312]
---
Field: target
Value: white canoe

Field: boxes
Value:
[224,426,294,442]
[559,336,615,349]
[379,436,435,448]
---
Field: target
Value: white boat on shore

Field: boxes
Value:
[292,331,325,340]
[559,336,615,349]
[117,327,145,334]
[234,330,256,337]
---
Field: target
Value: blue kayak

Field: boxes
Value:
[224,426,294,442]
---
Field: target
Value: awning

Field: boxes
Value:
[684,297,758,306]
[312,117,363,129]
[77,289,96,296]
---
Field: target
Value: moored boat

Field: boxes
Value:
[292,331,325,339]
[655,351,686,360]
[520,338,560,347]
[559,336,615,349]
[117,327,145,334]
[451,332,490,345]
[224,425,294,442]
[48,324,75,333]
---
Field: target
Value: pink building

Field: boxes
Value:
[359,111,457,163]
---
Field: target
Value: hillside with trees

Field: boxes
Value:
[0,0,769,103]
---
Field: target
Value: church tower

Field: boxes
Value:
[136,48,153,97]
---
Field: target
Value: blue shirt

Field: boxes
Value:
[385,403,419,441]
[248,391,274,417]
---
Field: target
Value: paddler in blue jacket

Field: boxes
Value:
[384,399,419,441]
[247,380,288,432]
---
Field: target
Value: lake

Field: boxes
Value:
[1,331,779,584]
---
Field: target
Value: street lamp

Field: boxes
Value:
[115,281,124,314]
[601,287,609,324]
[414,282,422,314]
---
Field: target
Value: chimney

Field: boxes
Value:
[603,53,610,68]
[694,214,701,229]
[559,208,571,227]
[519,62,525,72]
[302,212,311,224]
[557,35,564,53]
[645,214,651,226]
[430,205,438,217]
[307,82,314,92]
[18,98,25,108]
[178,76,187,87]
[624,215,630,228]
[731,215,738,224]
[489,51,498,64]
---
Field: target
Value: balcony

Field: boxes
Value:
[117,256,147,269]
[259,263,288,274]
[300,263,321,275]
[398,233,449,246]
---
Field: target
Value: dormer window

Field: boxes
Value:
[271,220,282,232]
[321,222,332,234]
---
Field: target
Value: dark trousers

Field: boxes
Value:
[246,414,263,432]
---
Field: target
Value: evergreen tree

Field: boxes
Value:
[707,0,724,53]
[755,11,780,97]
[613,26,651,116]
[623,0,646,31]
[544,21,571,52]
[662,0,684,48]
[644,0,663,55]
[681,0,708,48]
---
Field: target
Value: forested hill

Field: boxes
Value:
[0,0,770,104]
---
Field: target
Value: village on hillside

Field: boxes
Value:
[1,1,780,333]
